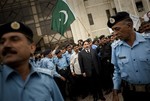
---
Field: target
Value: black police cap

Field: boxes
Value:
[55,49,61,55]
[107,11,130,28]
[65,44,71,48]
[43,49,51,56]
[0,21,33,40]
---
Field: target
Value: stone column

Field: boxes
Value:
[29,0,45,51]
[113,0,138,15]
[142,0,150,12]
[67,0,92,43]
[30,0,42,36]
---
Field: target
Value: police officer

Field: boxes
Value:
[107,11,150,101]
[40,49,66,80]
[0,21,64,101]
[54,49,70,100]
[64,44,74,64]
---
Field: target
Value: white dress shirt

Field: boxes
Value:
[70,52,81,75]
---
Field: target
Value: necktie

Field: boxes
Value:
[86,49,90,53]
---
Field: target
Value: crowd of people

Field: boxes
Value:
[29,33,115,101]
[0,11,150,101]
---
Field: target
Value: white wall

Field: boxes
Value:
[68,0,150,43]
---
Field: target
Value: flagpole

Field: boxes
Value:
[76,17,91,37]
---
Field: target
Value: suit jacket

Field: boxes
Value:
[78,48,100,77]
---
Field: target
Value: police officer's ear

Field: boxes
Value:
[30,43,36,55]
[126,22,132,28]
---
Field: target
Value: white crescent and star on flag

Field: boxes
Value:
[59,10,68,24]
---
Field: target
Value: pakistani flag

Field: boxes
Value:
[51,0,75,36]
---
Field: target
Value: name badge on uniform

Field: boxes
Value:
[118,56,126,59]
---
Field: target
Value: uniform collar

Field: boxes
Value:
[3,65,15,81]
[119,32,146,46]
[66,50,74,54]
[29,63,41,77]
[3,63,40,81]
[135,32,146,42]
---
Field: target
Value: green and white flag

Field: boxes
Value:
[51,0,75,36]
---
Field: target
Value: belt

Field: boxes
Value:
[128,84,150,92]
[122,81,150,92]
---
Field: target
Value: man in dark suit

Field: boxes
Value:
[78,40,105,101]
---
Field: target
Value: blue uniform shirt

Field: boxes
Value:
[54,54,69,70]
[29,57,36,66]
[40,57,61,78]
[64,50,74,64]
[111,32,150,90]
[49,57,55,63]
[92,44,98,50]
[0,64,64,101]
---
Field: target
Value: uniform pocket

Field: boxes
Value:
[118,54,128,64]
[118,58,129,72]
[139,56,150,70]
[121,58,129,64]
[31,95,52,101]
[139,56,150,62]
[118,58,129,66]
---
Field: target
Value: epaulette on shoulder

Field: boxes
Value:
[35,68,54,77]
[141,33,150,39]
[111,40,121,48]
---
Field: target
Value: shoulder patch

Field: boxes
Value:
[35,68,54,77]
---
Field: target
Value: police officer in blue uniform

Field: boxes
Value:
[64,44,74,64]
[40,49,66,81]
[0,21,64,101]
[107,12,150,101]
[54,49,70,100]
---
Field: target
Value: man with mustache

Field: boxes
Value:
[0,21,64,101]
[78,40,105,101]
[107,11,150,101]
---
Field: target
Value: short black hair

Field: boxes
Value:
[73,43,79,48]
[55,49,61,55]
